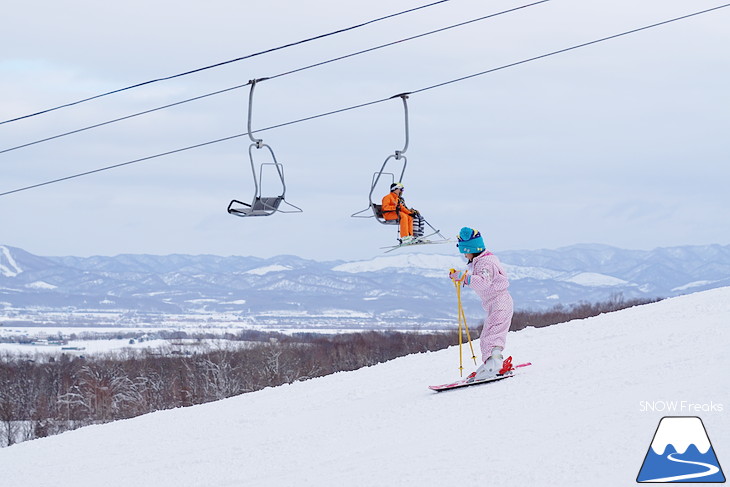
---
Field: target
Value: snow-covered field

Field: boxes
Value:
[0,326,254,357]
[0,338,169,356]
[0,325,430,358]
[1,287,728,487]
[0,338,265,357]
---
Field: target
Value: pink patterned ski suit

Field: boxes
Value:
[464,251,513,363]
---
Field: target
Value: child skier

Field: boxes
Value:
[449,227,514,381]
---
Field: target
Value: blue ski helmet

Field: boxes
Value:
[457,227,485,254]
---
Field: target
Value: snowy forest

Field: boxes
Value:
[0,296,653,446]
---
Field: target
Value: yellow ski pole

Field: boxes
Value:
[451,269,477,375]
[450,269,463,376]
[457,282,477,367]
[458,298,463,377]
[451,269,478,376]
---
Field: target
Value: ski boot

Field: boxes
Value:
[399,236,415,245]
[467,347,504,382]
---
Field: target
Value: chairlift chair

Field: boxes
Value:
[351,93,409,224]
[228,78,302,218]
[351,93,449,250]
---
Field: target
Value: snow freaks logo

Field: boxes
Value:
[637,416,726,483]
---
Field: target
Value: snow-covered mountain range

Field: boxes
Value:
[1,243,729,329]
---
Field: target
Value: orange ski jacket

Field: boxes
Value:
[381,191,416,237]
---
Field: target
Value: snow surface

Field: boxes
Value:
[1,288,728,487]
[332,252,605,282]
[332,253,566,280]
[24,280,57,290]
[559,271,629,287]
[0,338,201,356]
[672,280,715,292]
[333,253,463,274]
[244,264,292,275]
[502,263,563,280]
[0,245,23,277]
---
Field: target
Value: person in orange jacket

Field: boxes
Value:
[381,182,419,244]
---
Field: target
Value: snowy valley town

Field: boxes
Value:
[1,0,729,485]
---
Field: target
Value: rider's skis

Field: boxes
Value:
[429,358,531,392]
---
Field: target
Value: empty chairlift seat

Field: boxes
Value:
[227,196,284,217]
[227,78,301,218]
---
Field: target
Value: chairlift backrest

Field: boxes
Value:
[251,144,286,200]
[352,170,400,223]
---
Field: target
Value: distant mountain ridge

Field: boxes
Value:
[1,243,729,329]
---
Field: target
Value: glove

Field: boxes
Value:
[449,269,470,284]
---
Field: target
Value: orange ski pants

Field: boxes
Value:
[383,209,413,237]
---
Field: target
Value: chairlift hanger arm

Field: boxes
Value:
[246,78,286,187]
[247,78,270,147]
[390,93,411,158]
[370,93,411,199]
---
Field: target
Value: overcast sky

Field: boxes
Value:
[1,0,728,261]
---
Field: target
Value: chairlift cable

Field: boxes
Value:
[266,0,550,81]
[0,83,249,155]
[1,3,727,198]
[1,0,549,155]
[0,133,245,197]
[409,2,730,96]
[0,96,392,198]
[0,0,452,126]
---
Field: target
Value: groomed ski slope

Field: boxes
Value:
[2,287,728,487]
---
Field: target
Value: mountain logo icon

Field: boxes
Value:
[637,416,725,483]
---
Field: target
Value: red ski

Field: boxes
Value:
[429,357,531,392]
